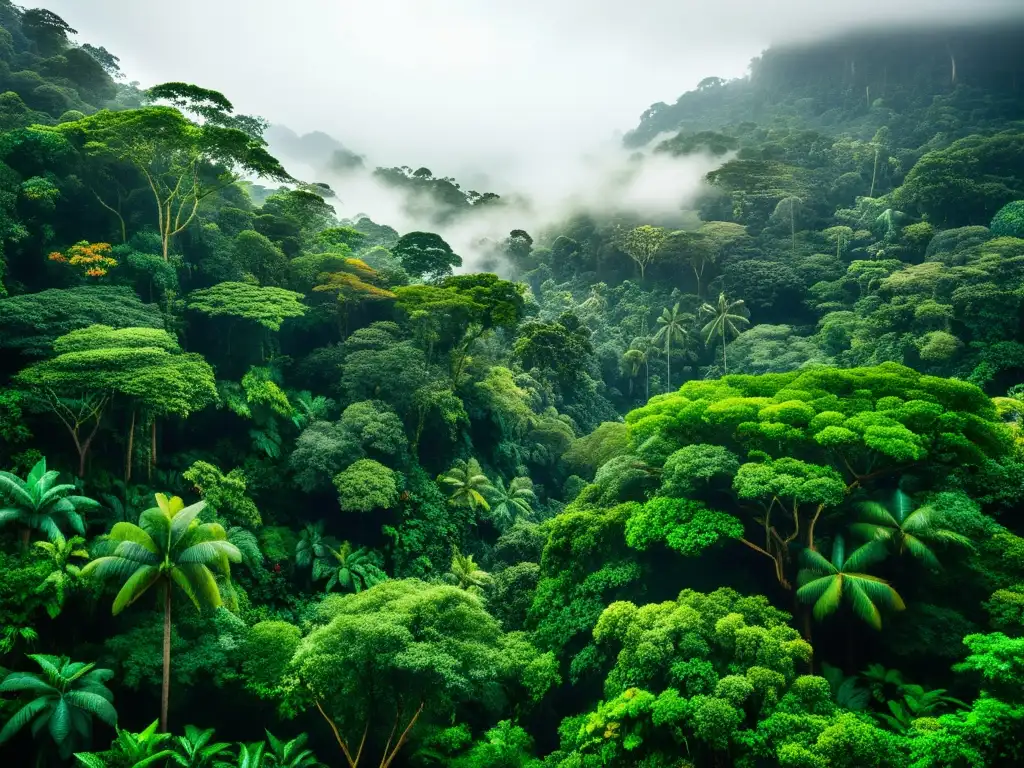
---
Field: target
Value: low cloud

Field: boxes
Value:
[272,129,727,271]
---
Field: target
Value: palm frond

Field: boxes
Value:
[796,574,837,603]
[845,579,883,630]
[112,565,162,615]
[169,501,207,546]
[178,541,241,566]
[849,574,906,612]
[63,691,117,727]
[843,540,888,572]
[0,473,34,509]
[108,522,159,553]
[0,696,49,744]
[856,501,899,529]
[799,547,837,574]
[175,563,223,611]
[811,576,843,621]
[0,674,57,696]
[901,535,941,569]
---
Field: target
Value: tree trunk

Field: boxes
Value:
[666,341,671,393]
[791,204,796,256]
[722,329,728,374]
[150,420,157,479]
[870,145,880,198]
[161,584,171,732]
[19,526,30,552]
[125,409,136,483]
[645,360,649,401]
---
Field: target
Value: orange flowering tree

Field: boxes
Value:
[49,241,118,278]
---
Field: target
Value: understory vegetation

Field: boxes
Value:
[1,7,1023,767]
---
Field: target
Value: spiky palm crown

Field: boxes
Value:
[0,654,117,758]
[699,292,749,344]
[796,535,905,630]
[440,458,493,511]
[318,540,386,593]
[487,476,536,528]
[0,457,98,542]
[448,549,492,594]
[654,303,690,350]
[851,489,973,569]
[82,493,240,615]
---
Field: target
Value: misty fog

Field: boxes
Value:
[38,0,1024,267]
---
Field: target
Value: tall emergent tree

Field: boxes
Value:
[82,494,240,732]
[52,86,291,260]
[653,303,690,393]
[699,292,750,373]
[618,225,668,281]
[16,326,217,477]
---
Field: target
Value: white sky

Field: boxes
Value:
[38,0,1024,182]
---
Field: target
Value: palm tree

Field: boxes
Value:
[34,534,90,618]
[796,536,905,630]
[290,390,333,430]
[439,458,493,512]
[486,477,536,530]
[294,521,337,570]
[700,292,750,374]
[0,457,98,549]
[82,493,240,732]
[265,730,322,768]
[0,654,117,760]
[630,336,657,401]
[621,349,645,398]
[170,724,233,767]
[446,548,492,595]
[314,541,387,593]
[851,489,973,569]
[75,720,174,768]
[653,304,691,392]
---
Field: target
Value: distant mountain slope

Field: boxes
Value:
[626,21,1024,148]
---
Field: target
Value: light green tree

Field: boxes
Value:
[55,98,291,260]
[16,326,217,478]
[0,456,98,548]
[82,493,240,732]
[618,225,668,281]
[439,458,493,512]
[34,534,90,617]
[446,549,493,595]
[332,459,399,513]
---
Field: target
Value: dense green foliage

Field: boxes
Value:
[1,8,1024,767]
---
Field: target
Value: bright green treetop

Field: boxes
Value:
[0,456,98,545]
[186,282,307,331]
